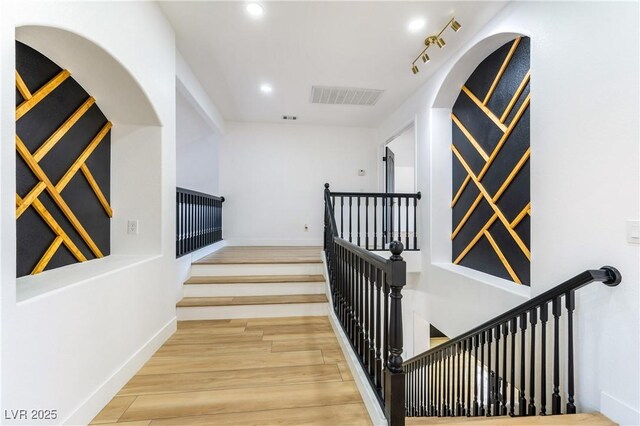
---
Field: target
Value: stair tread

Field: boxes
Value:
[177,294,328,307]
[185,274,325,285]
[193,246,322,264]
[406,413,615,425]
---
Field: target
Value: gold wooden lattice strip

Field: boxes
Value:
[484,229,521,284]
[483,37,522,106]
[454,213,498,264]
[500,70,530,123]
[16,135,104,258]
[451,113,489,161]
[15,71,32,100]
[33,97,96,162]
[32,236,64,274]
[510,202,531,229]
[492,148,531,202]
[55,122,112,193]
[16,181,46,219]
[81,164,113,217]
[15,69,70,121]
[452,144,531,260]
[461,86,508,132]
[16,194,87,263]
[451,175,471,208]
[451,193,483,240]
[478,94,531,181]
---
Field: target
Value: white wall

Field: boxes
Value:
[221,122,378,246]
[1,2,179,424]
[377,2,639,424]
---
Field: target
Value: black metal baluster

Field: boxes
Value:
[473,335,479,416]
[405,196,409,249]
[494,325,500,416]
[509,318,516,416]
[340,196,344,238]
[382,196,386,247]
[566,291,576,414]
[365,197,369,250]
[356,257,362,356]
[552,296,562,415]
[357,196,361,247]
[540,302,548,416]
[375,268,383,393]
[487,329,492,416]
[479,331,485,416]
[383,275,390,373]
[359,258,365,359]
[349,196,353,242]
[364,262,370,372]
[502,323,508,415]
[519,312,527,416]
[374,197,378,250]
[445,347,450,416]
[413,196,418,250]
[467,338,472,416]
[368,263,375,376]
[529,308,537,416]
[390,196,394,243]
[456,343,462,416]
[461,340,466,416]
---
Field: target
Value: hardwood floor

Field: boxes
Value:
[193,246,323,265]
[91,316,371,425]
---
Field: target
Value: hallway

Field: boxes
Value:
[90,316,371,425]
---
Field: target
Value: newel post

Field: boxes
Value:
[385,241,406,425]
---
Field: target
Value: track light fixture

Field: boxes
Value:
[411,17,461,75]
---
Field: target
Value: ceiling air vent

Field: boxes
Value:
[310,86,384,106]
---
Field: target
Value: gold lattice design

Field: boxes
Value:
[451,37,530,284]
[15,69,112,274]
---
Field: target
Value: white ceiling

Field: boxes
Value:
[159,1,508,128]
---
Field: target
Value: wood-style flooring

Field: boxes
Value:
[193,246,323,265]
[90,316,371,425]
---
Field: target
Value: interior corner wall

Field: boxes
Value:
[220,122,378,246]
[377,2,639,424]
[1,2,178,424]
[176,89,220,195]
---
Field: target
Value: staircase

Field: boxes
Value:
[177,246,330,320]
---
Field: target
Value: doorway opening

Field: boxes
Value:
[383,124,416,247]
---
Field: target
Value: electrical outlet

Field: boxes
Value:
[304,224,309,232]
[127,219,138,235]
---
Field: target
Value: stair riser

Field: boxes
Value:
[191,263,324,277]
[177,303,329,320]
[183,282,325,297]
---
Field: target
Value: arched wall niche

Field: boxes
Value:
[15,25,164,299]
[429,31,531,294]
[16,25,161,126]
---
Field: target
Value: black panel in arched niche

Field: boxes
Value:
[451,36,530,286]
[15,41,112,278]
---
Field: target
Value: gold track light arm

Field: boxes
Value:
[411,17,461,74]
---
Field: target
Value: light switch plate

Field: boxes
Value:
[627,220,639,244]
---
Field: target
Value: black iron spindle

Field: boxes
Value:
[540,302,548,416]
[566,291,576,414]
[552,296,562,415]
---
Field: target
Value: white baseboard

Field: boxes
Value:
[63,317,177,425]
[321,253,387,426]
[601,391,640,425]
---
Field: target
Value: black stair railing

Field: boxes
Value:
[324,183,407,425]
[176,187,224,258]
[327,186,421,251]
[403,266,622,420]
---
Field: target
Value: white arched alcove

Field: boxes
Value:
[15,25,164,299]
[428,32,531,296]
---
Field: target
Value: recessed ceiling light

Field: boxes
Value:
[260,84,273,94]
[246,3,264,17]
[407,18,425,33]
